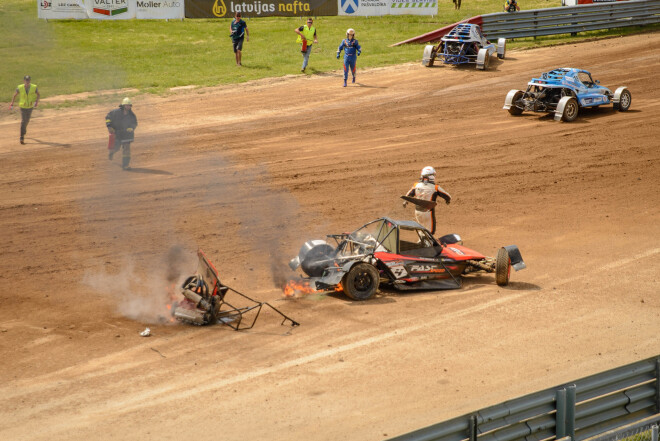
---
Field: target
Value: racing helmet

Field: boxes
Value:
[121,97,132,106]
[346,28,355,39]
[421,166,436,183]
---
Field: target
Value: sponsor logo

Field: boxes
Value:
[213,0,227,16]
[136,1,181,7]
[410,264,444,273]
[341,0,358,13]
[40,0,52,9]
[93,0,128,16]
[220,1,308,15]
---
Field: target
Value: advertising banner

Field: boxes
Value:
[37,0,184,19]
[85,0,136,19]
[338,0,436,16]
[135,0,184,19]
[185,0,337,18]
[37,0,89,19]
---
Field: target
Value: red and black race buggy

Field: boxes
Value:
[289,217,525,300]
[173,250,299,329]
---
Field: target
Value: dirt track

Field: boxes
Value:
[1,33,659,441]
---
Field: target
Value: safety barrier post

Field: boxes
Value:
[469,414,478,441]
[567,384,577,440]
[655,357,660,413]
[557,388,567,438]
[652,425,658,441]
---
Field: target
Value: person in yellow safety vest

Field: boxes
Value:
[295,17,318,73]
[9,75,40,145]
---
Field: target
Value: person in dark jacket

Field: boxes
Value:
[106,97,138,170]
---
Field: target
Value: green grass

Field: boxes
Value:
[0,0,657,105]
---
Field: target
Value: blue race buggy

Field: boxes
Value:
[422,23,506,70]
[503,68,632,122]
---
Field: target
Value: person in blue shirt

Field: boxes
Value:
[336,28,361,87]
[230,12,249,66]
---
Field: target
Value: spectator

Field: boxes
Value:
[505,0,520,12]
[230,12,249,66]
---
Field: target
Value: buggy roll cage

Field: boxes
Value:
[197,250,299,331]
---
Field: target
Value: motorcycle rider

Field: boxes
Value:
[403,166,452,235]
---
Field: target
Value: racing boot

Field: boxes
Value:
[343,79,347,87]
[352,76,356,83]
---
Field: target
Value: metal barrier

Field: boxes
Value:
[389,355,660,441]
[390,0,660,45]
[481,0,660,39]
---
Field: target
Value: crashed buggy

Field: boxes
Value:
[422,23,506,70]
[503,67,631,122]
[173,250,299,329]
[289,217,525,301]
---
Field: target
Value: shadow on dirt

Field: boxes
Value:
[520,107,640,124]
[124,167,173,175]
[27,138,71,148]
[354,83,388,89]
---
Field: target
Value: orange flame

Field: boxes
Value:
[282,279,343,298]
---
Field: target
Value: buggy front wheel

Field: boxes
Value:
[342,263,379,300]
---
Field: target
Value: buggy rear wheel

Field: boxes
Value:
[495,248,511,286]
[342,263,379,301]
[561,97,579,122]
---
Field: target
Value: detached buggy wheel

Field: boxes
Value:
[495,248,511,286]
[342,263,379,301]
[561,97,579,122]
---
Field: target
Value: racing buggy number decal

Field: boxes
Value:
[389,265,408,278]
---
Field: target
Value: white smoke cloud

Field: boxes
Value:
[83,246,196,324]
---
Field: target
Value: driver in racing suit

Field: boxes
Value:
[403,166,452,235]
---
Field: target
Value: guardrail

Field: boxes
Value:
[481,0,660,39]
[390,0,660,45]
[389,355,660,441]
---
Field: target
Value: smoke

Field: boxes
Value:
[83,245,196,324]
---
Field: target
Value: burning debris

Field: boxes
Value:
[172,250,299,330]
[282,278,343,298]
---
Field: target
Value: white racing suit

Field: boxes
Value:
[406,181,452,235]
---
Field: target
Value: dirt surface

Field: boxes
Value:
[1,33,659,441]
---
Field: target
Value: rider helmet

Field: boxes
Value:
[121,97,132,106]
[421,166,436,183]
[346,28,355,39]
